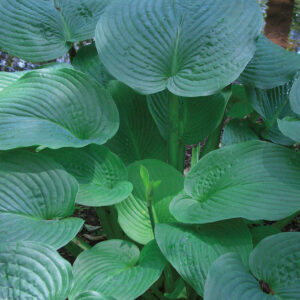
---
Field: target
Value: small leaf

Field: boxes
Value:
[44,145,133,207]
[170,141,300,224]
[0,242,72,300]
[155,219,252,296]
[107,81,167,165]
[96,0,262,96]
[116,160,184,244]
[204,232,300,300]
[70,240,166,300]
[0,68,119,150]
[0,151,83,249]
[72,43,113,86]
[240,35,300,89]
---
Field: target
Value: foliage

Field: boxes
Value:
[0,0,300,300]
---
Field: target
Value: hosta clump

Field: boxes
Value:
[0,0,300,299]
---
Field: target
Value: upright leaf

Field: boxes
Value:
[147,88,231,144]
[0,0,109,61]
[240,35,300,89]
[0,68,119,150]
[107,81,167,165]
[116,159,183,244]
[96,0,262,96]
[204,233,300,300]
[155,219,252,296]
[0,151,83,249]
[70,240,166,300]
[44,145,133,207]
[0,242,72,300]
[170,141,300,224]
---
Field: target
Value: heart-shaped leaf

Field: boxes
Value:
[0,151,83,249]
[116,159,184,244]
[0,68,119,150]
[0,0,109,62]
[95,0,262,96]
[0,241,72,300]
[44,145,133,207]
[69,240,166,300]
[170,141,300,224]
[221,119,258,147]
[155,219,252,296]
[204,232,300,300]
[107,81,167,165]
[240,35,300,89]
[147,88,231,145]
[72,43,113,86]
[74,291,116,300]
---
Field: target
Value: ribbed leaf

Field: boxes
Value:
[147,88,231,144]
[155,219,252,296]
[0,151,83,249]
[170,141,300,224]
[95,0,262,96]
[74,291,116,300]
[240,35,300,89]
[205,233,300,300]
[0,241,72,300]
[290,76,300,115]
[72,43,113,86]
[70,240,166,300]
[107,81,167,165]
[278,117,300,142]
[0,68,119,150]
[44,145,133,207]
[221,119,258,146]
[0,0,108,62]
[117,159,183,244]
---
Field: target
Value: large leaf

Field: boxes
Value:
[95,0,262,96]
[107,81,167,165]
[240,35,300,89]
[0,151,83,249]
[73,43,113,86]
[170,141,300,224]
[69,240,166,300]
[147,88,231,145]
[116,159,183,244]
[204,232,300,300]
[155,219,252,296]
[0,68,119,150]
[246,82,295,145]
[0,241,72,300]
[74,291,116,300]
[0,0,109,62]
[290,76,300,115]
[278,117,300,143]
[44,145,133,207]
[221,119,258,147]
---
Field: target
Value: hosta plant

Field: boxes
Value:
[0,0,300,299]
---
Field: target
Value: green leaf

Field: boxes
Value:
[69,240,166,300]
[147,88,231,145]
[0,68,119,150]
[240,35,300,89]
[43,145,133,207]
[155,219,252,296]
[221,119,258,147]
[107,81,167,165]
[278,117,300,143]
[227,85,253,118]
[250,226,281,247]
[116,160,184,244]
[170,141,300,224]
[72,43,113,86]
[95,0,262,96]
[0,151,83,249]
[0,0,109,62]
[290,76,300,115]
[0,241,72,300]
[74,291,116,300]
[204,232,300,300]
